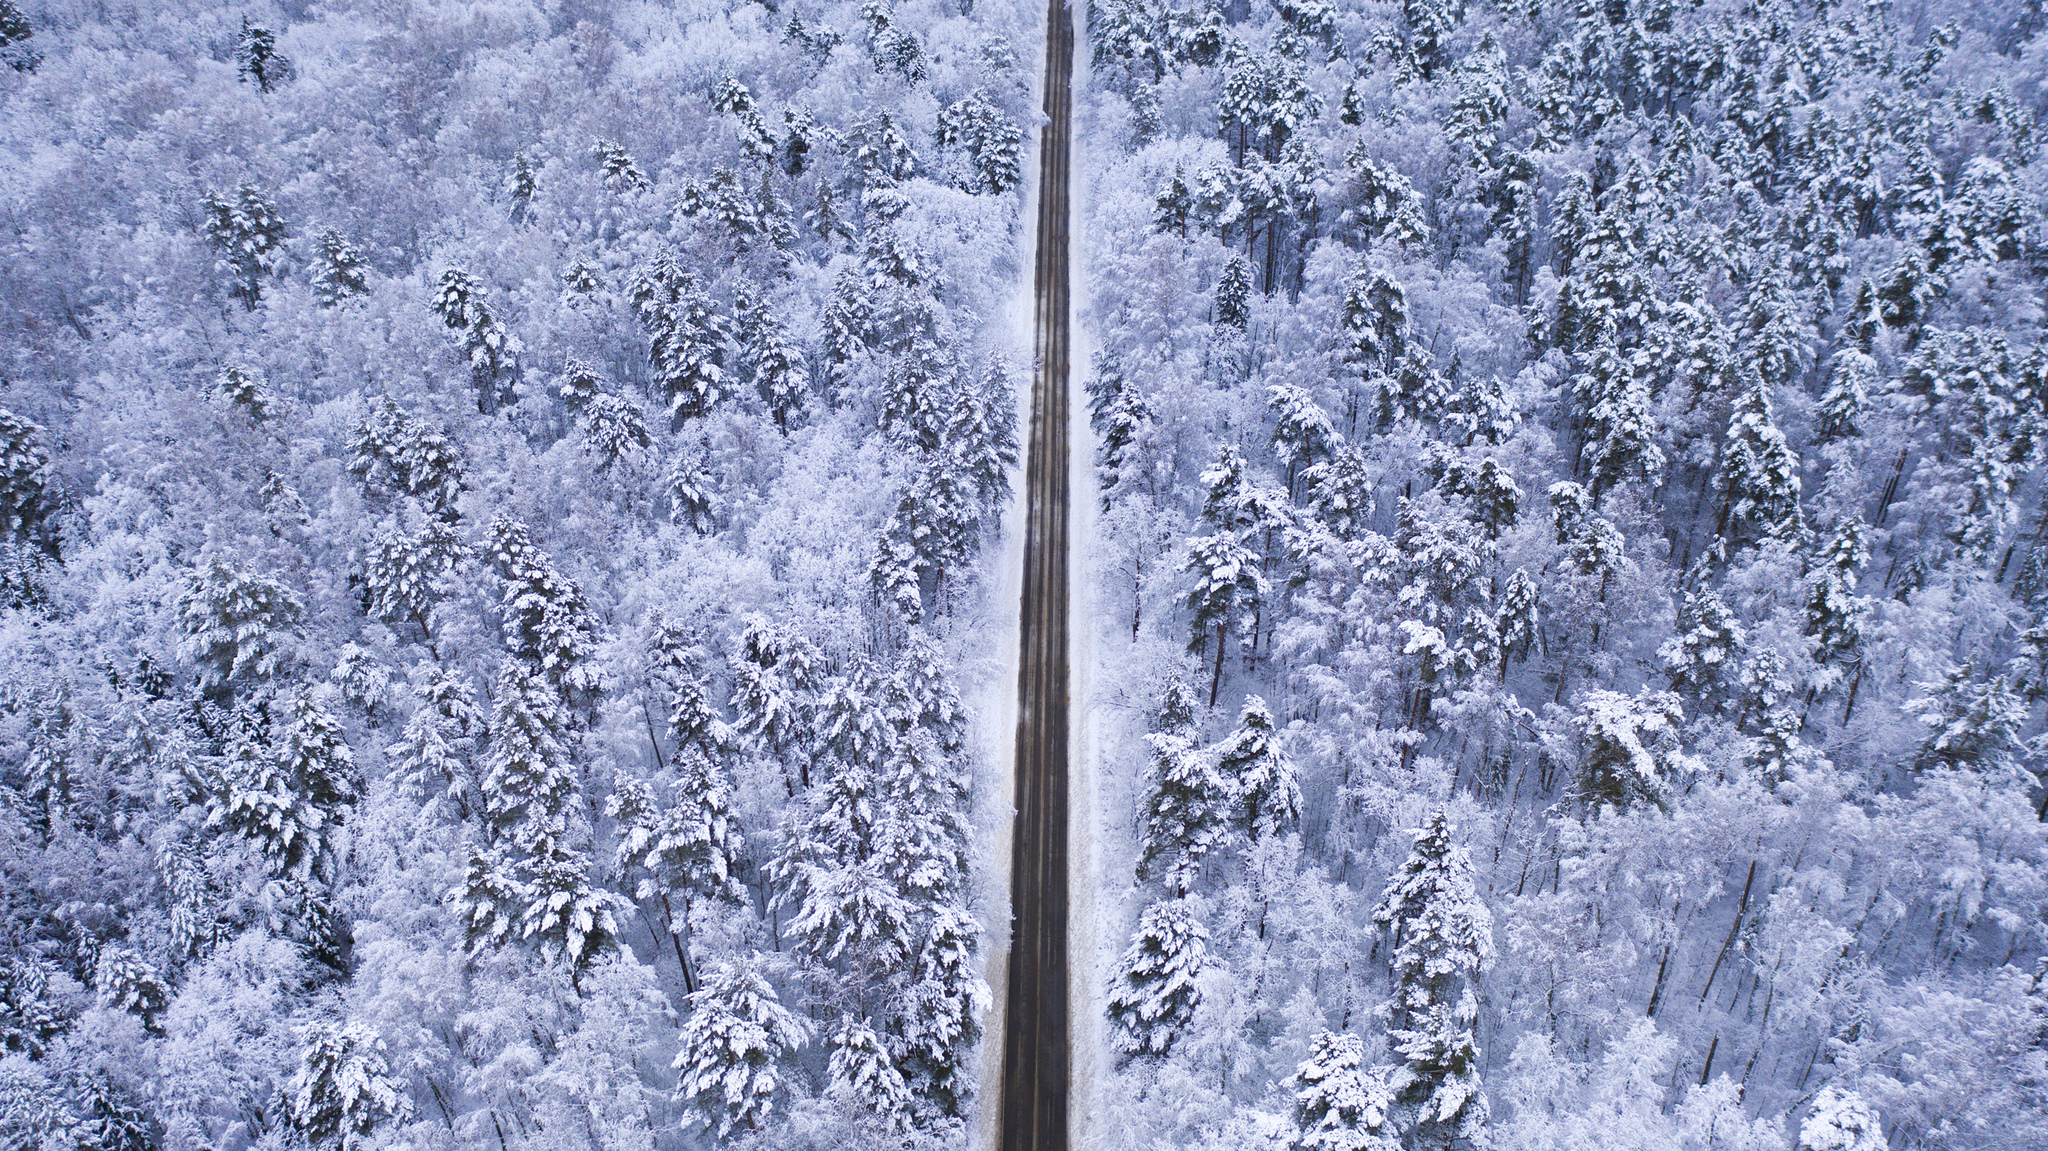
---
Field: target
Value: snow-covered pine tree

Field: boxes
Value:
[1816,349,1876,442]
[234,18,290,93]
[1574,689,1688,810]
[362,515,466,634]
[608,760,741,907]
[826,1016,913,1125]
[590,137,648,192]
[1718,370,1802,546]
[276,691,359,836]
[389,672,484,823]
[1292,1031,1400,1151]
[1106,896,1207,1058]
[286,1021,412,1151]
[936,89,1024,196]
[91,946,168,1032]
[1659,586,1746,706]
[897,902,989,1121]
[0,0,37,72]
[580,392,653,472]
[1339,263,1407,383]
[953,362,1020,519]
[1579,338,1665,501]
[675,957,809,1136]
[730,615,824,777]
[631,253,730,427]
[1155,165,1195,238]
[462,666,622,968]
[311,230,367,307]
[773,759,919,966]
[488,517,600,702]
[1183,531,1266,707]
[1269,382,1339,489]
[1216,256,1252,329]
[177,556,303,698]
[709,78,778,165]
[480,665,580,856]
[1908,667,2028,781]
[507,149,539,221]
[211,715,322,881]
[1806,516,1871,706]
[202,182,286,311]
[1373,810,1492,1148]
[1212,694,1299,841]
[346,399,465,519]
[738,295,809,433]
[1493,568,1540,678]
[0,409,50,543]
[1137,677,1229,891]
[433,267,522,414]
[607,761,741,989]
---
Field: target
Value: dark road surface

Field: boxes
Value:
[1000,0,1074,1147]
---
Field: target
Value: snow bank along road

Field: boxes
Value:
[1000,0,1075,1147]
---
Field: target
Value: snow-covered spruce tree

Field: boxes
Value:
[898,902,989,1121]
[1106,896,1207,1058]
[479,665,580,854]
[389,672,484,823]
[286,1021,412,1151]
[202,182,286,310]
[433,267,521,414]
[460,666,623,970]
[1216,256,1252,329]
[92,946,169,1032]
[631,253,730,427]
[674,956,810,1137]
[1292,1031,1400,1151]
[208,715,320,883]
[213,364,274,422]
[607,753,741,991]
[1212,694,1299,842]
[1183,530,1266,707]
[580,392,653,472]
[1269,382,1339,489]
[1579,339,1665,502]
[1136,677,1229,890]
[1339,262,1407,383]
[730,615,824,776]
[1372,811,1492,1149]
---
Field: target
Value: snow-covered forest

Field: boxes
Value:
[8,0,2048,1145]
[0,0,1035,1147]
[1083,0,2048,1147]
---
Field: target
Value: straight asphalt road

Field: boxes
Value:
[999,0,1074,1147]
